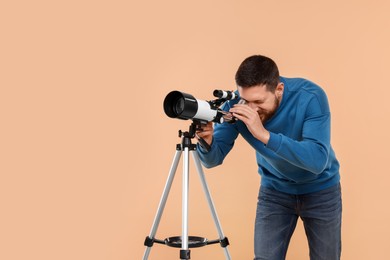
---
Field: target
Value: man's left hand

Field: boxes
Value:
[229,104,270,144]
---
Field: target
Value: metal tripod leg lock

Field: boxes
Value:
[143,124,231,260]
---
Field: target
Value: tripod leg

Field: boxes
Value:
[181,147,190,259]
[191,151,232,260]
[143,150,182,260]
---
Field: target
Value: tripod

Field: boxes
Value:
[143,122,231,260]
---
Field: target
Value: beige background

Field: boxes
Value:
[1,0,389,259]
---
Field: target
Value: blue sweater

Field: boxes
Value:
[197,77,340,194]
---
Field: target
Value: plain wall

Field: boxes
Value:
[1,0,389,259]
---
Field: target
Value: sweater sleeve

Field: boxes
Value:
[197,120,239,168]
[196,101,240,168]
[265,95,332,174]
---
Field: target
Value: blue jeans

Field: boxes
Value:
[254,184,342,260]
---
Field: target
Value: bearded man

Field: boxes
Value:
[196,55,342,260]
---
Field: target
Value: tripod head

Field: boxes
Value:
[178,120,211,152]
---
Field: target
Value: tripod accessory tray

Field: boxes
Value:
[165,236,207,248]
[144,235,229,248]
[167,236,230,248]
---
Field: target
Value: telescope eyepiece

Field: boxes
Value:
[213,90,238,100]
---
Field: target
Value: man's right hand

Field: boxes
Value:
[195,122,214,146]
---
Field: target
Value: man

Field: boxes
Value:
[196,55,342,260]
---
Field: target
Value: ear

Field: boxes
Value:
[276,83,284,97]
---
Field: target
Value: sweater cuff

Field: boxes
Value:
[266,132,282,152]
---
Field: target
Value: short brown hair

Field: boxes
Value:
[235,55,280,92]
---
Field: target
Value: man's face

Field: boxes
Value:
[237,83,284,123]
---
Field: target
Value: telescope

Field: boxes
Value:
[163,90,238,124]
[145,90,234,260]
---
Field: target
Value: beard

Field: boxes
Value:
[258,96,280,123]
